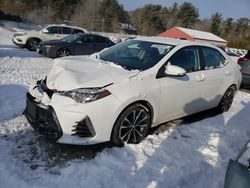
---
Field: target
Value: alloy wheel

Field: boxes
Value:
[220,87,235,112]
[118,106,150,144]
[57,48,70,57]
[28,39,39,51]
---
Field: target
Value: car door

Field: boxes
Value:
[43,26,62,41]
[199,47,229,109]
[74,35,95,55]
[61,27,73,38]
[158,46,205,123]
[94,36,108,52]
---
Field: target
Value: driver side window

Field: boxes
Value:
[46,26,61,34]
[168,47,200,73]
[81,36,95,43]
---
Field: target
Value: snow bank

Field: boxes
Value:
[0,84,27,122]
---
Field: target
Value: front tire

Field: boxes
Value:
[26,38,41,51]
[111,103,151,146]
[56,48,71,57]
[216,86,236,113]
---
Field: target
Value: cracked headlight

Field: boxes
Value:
[61,88,111,103]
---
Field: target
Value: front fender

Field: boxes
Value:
[108,77,161,126]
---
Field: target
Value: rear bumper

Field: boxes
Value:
[23,93,63,141]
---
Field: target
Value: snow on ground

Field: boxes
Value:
[0,24,250,188]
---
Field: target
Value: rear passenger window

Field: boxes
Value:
[72,29,84,34]
[81,36,95,43]
[46,26,61,34]
[62,27,72,34]
[95,36,106,43]
[202,47,226,69]
[168,47,200,72]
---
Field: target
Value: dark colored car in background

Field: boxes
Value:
[238,50,250,88]
[38,33,115,58]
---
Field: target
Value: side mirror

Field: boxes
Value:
[165,64,186,76]
[42,29,49,34]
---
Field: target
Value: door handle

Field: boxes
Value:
[195,73,205,82]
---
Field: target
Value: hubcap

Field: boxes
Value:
[221,88,234,112]
[58,49,70,57]
[119,108,149,143]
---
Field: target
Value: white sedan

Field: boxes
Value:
[24,37,242,145]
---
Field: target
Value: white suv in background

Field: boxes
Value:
[12,24,88,51]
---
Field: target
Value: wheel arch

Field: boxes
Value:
[56,47,71,57]
[110,100,154,141]
[26,37,41,45]
[225,84,237,95]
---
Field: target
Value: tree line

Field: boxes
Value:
[0,0,249,48]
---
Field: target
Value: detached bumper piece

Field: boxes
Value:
[24,93,63,141]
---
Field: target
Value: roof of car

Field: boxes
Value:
[47,24,88,33]
[135,36,218,48]
[72,33,110,38]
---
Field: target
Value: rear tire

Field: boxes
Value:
[56,48,71,57]
[216,86,236,113]
[26,38,41,51]
[111,103,151,146]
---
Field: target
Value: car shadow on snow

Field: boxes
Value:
[127,96,250,188]
[0,44,41,58]
[1,121,114,173]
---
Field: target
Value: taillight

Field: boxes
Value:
[237,57,247,64]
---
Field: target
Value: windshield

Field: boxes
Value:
[35,25,48,31]
[99,40,175,70]
[62,34,82,42]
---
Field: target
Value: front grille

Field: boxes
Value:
[72,117,96,138]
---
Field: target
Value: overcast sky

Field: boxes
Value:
[118,0,250,20]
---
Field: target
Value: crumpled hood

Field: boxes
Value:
[46,56,139,91]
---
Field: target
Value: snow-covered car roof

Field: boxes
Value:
[134,36,219,48]
[45,24,88,33]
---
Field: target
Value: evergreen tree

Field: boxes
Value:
[210,12,222,36]
[177,2,199,28]
[224,17,233,35]
[99,0,127,32]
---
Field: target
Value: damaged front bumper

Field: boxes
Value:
[23,79,122,145]
[23,92,63,141]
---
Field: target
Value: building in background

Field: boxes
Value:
[159,27,227,47]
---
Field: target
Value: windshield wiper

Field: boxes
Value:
[98,58,139,71]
